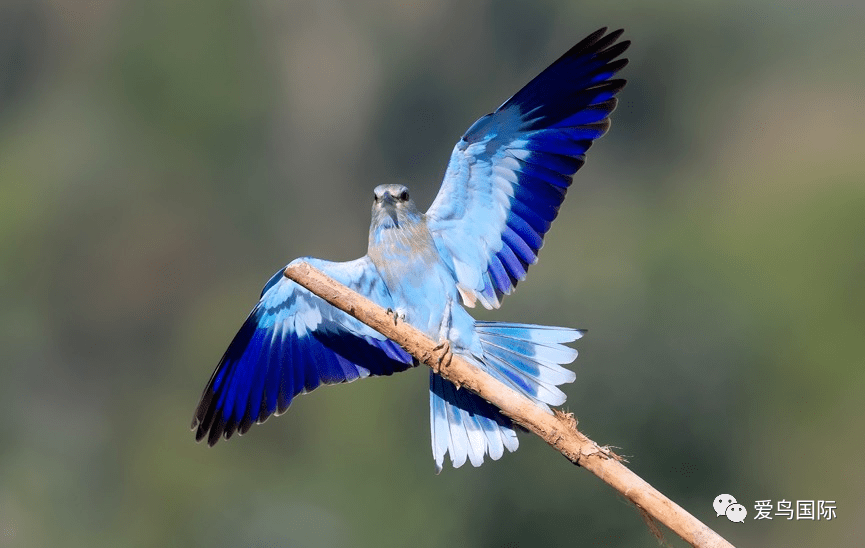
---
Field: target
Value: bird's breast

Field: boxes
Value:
[368,222,457,336]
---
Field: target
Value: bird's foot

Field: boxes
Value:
[432,340,453,374]
[385,308,405,326]
[396,311,407,326]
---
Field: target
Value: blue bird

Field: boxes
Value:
[192,28,629,472]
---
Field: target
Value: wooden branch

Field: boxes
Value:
[284,262,735,548]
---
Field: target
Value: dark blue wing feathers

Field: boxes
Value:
[502,225,538,265]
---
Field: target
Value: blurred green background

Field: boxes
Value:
[1,0,863,546]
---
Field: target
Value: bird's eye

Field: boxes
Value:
[399,190,409,201]
[373,193,379,203]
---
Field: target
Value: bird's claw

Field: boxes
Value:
[432,340,453,374]
[386,308,405,326]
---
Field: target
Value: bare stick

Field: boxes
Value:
[284,262,734,548]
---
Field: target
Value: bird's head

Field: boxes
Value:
[370,184,421,231]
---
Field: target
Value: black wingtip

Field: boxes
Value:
[583,27,609,47]
[574,27,626,55]
[191,382,226,446]
[608,28,625,42]
[190,392,209,430]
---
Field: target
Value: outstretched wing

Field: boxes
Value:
[192,257,413,446]
[426,28,629,309]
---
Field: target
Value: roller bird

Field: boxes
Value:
[192,27,629,472]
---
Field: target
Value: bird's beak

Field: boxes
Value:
[380,193,399,227]
[384,202,399,227]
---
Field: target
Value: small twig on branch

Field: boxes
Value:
[284,262,735,548]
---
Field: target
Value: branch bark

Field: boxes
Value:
[284,262,735,548]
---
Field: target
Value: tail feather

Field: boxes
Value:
[450,381,488,467]
[429,322,582,472]
[430,371,513,472]
[478,322,582,407]
[482,352,566,407]
[429,374,450,469]
[475,321,585,344]
[481,340,576,389]
[480,335,578,366]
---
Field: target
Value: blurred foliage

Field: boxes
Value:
[1,0,863,547]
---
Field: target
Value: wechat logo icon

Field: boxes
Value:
[714,494,747,522]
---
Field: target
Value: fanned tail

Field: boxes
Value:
[430,321,584,472]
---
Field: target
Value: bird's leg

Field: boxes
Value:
[432,297,454,375]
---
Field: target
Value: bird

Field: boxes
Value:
[191,27,629,472]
